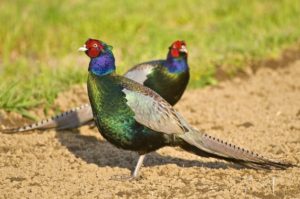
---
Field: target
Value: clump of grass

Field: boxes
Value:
[0,0,300,116]
[0,59,86,117]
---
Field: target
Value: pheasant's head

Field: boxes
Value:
[78,38,106,58]
[79,39,116,75]
[168,40,188,58]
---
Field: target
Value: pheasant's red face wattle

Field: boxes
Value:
[169,40,187,58]
[85,39,104,58]
[171,48,179,57]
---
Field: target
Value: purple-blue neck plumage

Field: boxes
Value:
[165,53,188,73]
[89,50,116,76]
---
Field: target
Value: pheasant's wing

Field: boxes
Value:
[124,60,163,84]
[122,81,189,135]
[120,77,295,170]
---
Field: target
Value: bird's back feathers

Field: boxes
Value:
[124,60,162,84]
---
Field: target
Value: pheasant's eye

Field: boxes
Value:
[93,44,98,48]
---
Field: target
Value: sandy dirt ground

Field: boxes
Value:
[0,60,300,199]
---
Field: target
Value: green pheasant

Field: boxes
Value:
[83,39,292,178]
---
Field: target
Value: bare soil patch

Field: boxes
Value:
[0,61,300,198]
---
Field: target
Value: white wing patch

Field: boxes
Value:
[122,88,187,135]
[124,64,153,84]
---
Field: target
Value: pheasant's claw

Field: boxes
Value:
[109,174,141,181]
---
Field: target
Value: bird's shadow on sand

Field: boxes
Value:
[55,129,241,171]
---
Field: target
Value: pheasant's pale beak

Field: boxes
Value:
[179,45,188,53]
[78,45,88,52]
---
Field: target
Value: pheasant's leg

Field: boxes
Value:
[131,154,146,178]
[110,154,146,181]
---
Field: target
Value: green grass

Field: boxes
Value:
[1,0,300,115]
